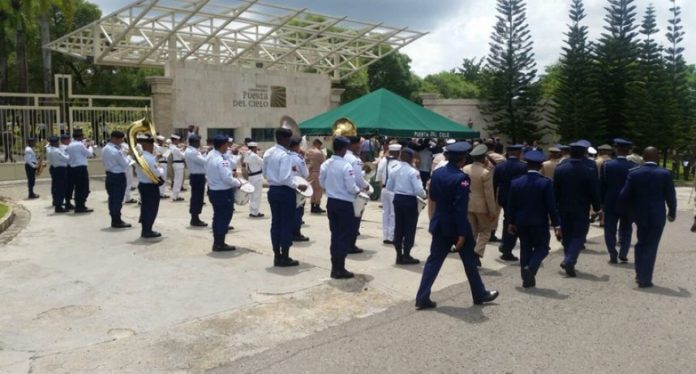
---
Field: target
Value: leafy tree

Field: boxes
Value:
[552,0,600,143]
[482,0,544,143]
[338,69,369,104]
[421,70,480,99]
[367,50,420,102]
[457,57,484,84]
[592,0,640,140]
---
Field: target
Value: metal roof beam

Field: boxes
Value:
[263,16,346,69]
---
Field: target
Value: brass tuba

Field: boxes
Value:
[332,117,357,137]
[126,117,160,184]
[280,115,301,138]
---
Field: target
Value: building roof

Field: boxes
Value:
[46,0,426,81]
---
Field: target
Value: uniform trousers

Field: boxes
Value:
[500,207,518,254]
[248,174,263,215]
[208,189,234,236]
[634,224,665,285]
[158,166,167,196]
[468,212,492,256]
[416,226,486,303]
[189,174,206,216]
[171,162,185,199]
[393,194,418,255]
[561,212,590,266]
[49,166,67,207]
[381,189,395,241]
[138,183,160,233]
[294,202,305,235]
[71,165,90,208]
[25,163,36,195]
[268,186,295,251]
[604,212,633,259]
[309,171,322,204]
[65,165,74,204]
[105,172,126,222]
[124,165,134,202]
[327,198,353,271]
[419,171,430,189]
[517,225,550,276]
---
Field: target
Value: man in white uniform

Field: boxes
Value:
[169,134,186,201]
[245,142,265,218]
[376,143,402,244]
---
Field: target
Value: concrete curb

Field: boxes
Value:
[0,203,15,234]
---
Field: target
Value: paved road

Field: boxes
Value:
[217,214,696,374]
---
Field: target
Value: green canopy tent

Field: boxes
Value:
[299,88,479,138]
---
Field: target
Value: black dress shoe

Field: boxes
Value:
[190,220,208,227]
[397,255,420,265]
[293,234,310,242]
[124,198,138,204]
[330,269,355,279]
[64,204,75,210]
[54,207,68,213]
[415,299,437,310]
[249,213,265,218]
[172,197,185,202]
[475,256,482,267]
[638,282,653,288]
[609,256,618,264]
[212,243,236,252]
[228,226,234,230]
[383,240,394,245]
[28,194,40,199]
[111,222,132,229]
[489,234,501,243]
[522,266,535,288]
[347,247,364,254]
[619,256,628,263]
[561,262,576,277]
[141,231,162,238]
[276,257,300,267]
[74,208,94,214]
[500,254,519,261]
[474,290,499,305]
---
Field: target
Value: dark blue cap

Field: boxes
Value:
[401,147,415,157]
[570,140,590,149]
[447,141,473,154]
[213,134,228,148]
[188,134,201,143]
[48,136,59,143]
[60,134,71,140]
[506,144,523,151]
[333,136,350,150]
[524,150,545,163]
[613,138,633,146]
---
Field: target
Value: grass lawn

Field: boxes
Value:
[0,203,9,220]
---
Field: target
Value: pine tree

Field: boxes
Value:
[482,0,544,144]
[592,0,640,140]
[552,0,599,143]
[664,0,693,151]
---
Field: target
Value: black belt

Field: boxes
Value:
[172,160,185,163]
[248,170,262,176]
[106,171,124,175]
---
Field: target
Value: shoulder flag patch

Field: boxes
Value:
[461,180,470,188]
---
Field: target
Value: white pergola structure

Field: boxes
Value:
[46,0,426,81]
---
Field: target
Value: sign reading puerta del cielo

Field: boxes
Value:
[232,85,287,108]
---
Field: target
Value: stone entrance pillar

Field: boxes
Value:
[146,76,174,137]
[330,88,345,109]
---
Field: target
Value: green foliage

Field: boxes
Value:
[482,0,545,143]
[421,70,480,99]
[457,57,484,85]
[367,49,421,102]
[338,69,369,103]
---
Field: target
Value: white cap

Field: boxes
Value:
[446,139,456,145]
[228,137,234,143]
[156,135,165,141]
[588,146,597,155]
[388,144,402,151]
[170,134,181,140]
[248,142,258,147]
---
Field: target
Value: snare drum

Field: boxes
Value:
[353,192,370,218]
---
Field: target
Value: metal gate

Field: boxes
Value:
[0,74,151,162]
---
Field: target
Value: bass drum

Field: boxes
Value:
[234,180,255,205]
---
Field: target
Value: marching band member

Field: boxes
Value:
[155,135,169,199]
[345,136,369,253]
[121,143,138,204]
[24,137,39,199]
[264,128,308,267]
[320,137,361,279]
[101,130,132,229]
[376,143,402,244]
[185,135,209,227]
[386,147,426,265]
[306,139,326,214]
[415,142,499,309]
[493,144,527,261]
[59,134,74,210]
[46,136,69,213]
[66,130,94,213]
[463,144,498,265]
[245,142,265,218]
[290,137,310,241]
[206,135,241,251]
[169,134,186,202]
[135,134,164,238]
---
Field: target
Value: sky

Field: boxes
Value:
[90,0,696,77]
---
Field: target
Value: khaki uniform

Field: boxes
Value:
[542,158,561,180]
[463,162,497,256]
[486,151,506,234]
[305,147,326,204]
[595,155,611,175]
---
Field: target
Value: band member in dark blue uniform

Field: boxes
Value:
[493,144,527,261]
[415,142,499,309]
[206,135,241,251]
[618,147,677,288]
[185,135,208,227]
[101,130,132,229]
[554,141,601,277]
[506,151,561,288]
[320,137,361,279]
[46,136,69,213]
[135,134,165,238]
[600,138,636,263]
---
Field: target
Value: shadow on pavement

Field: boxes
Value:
[265,262,315,276]
[635,285,691,298]
[346,249,377,261]
[515,286,570,300]
[128,237,165,246]
[392,263,425,274]
[480,268,503,276]
[206,247,253,259]
[435,304,491,324]
[326,274,374,293]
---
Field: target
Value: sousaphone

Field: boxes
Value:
[126,116,160,184]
